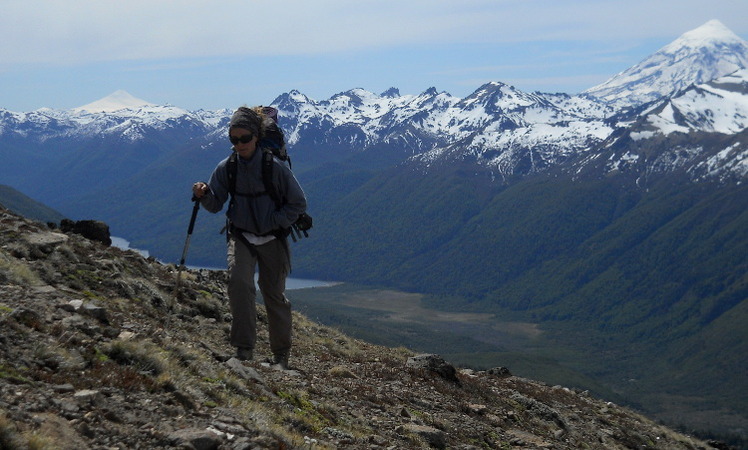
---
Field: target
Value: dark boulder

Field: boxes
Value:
[60,219,112,246]
[406,354,460,385]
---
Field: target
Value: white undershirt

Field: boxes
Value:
[242,231,275,246]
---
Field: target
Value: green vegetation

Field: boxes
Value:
[104,340,168,377]
[286,166,748,443]
[0,364,32,385]
[277,389,335,433]
[0,255,41,286]
[7,141,744,442]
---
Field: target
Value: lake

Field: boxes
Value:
[111,236,335,290]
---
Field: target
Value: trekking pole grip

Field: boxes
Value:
[186,197,200,235]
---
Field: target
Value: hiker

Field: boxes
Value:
[192,106,307,370]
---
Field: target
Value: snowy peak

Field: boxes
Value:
[459,82,547,112]
[663,19,745,51]
[73,90,155,113]
[584,20,748,108]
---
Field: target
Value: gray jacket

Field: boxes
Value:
[200,147,307,236]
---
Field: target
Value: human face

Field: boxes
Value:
[229,127,257,159]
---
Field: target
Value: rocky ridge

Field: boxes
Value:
[0,207,720,449]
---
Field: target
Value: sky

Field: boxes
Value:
[1,0,747,112]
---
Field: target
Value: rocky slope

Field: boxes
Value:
[0,207,721,449]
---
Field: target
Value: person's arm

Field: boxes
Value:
[272,163,307,229]
[192,160,230,214]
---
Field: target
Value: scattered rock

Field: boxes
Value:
[53,384,75,393]
[117,330,136,340]
[9,307,43,329]
[73,389,103,407]
[81,302,108,323]
[466,403,488,415]
[487,366,512,377]
[226,358,266,385]
[62,299,84,311]
[23,231,68,247]
[323,426,355,444]
[0,207,716,450]
[406,354,460,384]
[168,427,222,450]
[400,423,447,449]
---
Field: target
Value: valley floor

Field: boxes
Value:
[291,283,748,448]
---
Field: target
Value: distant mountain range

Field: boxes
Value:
[1,22,745,198]
[1,20,747,444]
[0,184,65,223]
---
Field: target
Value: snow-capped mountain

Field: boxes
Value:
[0,92,231,206]
[261,22,747,182]
[273,87,430,152]
[73,90,155,113]
[409,83,614,179]
[584,20,748,108]
[573,68,748,185]
[1,20,747,199]
[271,81,615,180]
[0,92,228,144]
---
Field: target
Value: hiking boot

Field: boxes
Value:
[236,347,253,361]
[270,353,289,370]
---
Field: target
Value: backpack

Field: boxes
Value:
[258,106,290,166]
[226,106,311,241]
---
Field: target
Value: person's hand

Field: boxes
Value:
[192,182,209,199]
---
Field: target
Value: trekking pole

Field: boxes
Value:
[174,196,200,303]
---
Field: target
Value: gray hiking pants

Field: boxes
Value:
[226,234,292,356]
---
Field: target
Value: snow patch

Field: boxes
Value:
[630,130,656,141]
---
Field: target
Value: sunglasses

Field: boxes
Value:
[229,133,254,145]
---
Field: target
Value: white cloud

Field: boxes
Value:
[1,0,747,111]
[2,0,746,69]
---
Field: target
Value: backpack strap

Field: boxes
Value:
[261,149,282,210]
[227,151,238,210]
[227,149,282,211]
